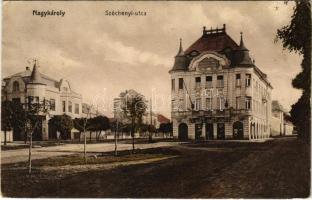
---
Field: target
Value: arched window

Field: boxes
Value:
[13,81,19,92]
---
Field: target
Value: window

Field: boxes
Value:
[246,74,251,87]
[236,74,241,87]
[13,81,19,92]
[62,101,66,112]
[50,99,56,111]
[245,96,252,110]
[178,99,184,111]
[75,103,79,114]
[217,89,223,97]
[195,77,201,88]
[236,96,241,110]
[206,98,212,110]
[204,88,213,98]
[178,78,183,90]
[68,101,72,113]
[171,100,175,111]
[12,98,21,103]
[217,97,224,110]
[195,98,201,111]
[217,75,224,87]
[171,79,175,91]
[206,76,213,88]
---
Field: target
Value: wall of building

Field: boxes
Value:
[1,131,13,143]
[170,52,272,140]
[271,110,284,136]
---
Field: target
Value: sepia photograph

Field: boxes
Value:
[1,0,311,198]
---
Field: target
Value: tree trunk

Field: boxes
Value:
[4,130,7,146]
[28,132,32,174]
[148,131,153,143]
[24,130,27,144]
[114,126,118,156]
[131,121,135,153]
[89,131,92,142]
[98,131,102,141]
[84,129,87,164]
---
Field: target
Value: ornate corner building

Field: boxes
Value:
[2,62,94,141]
[169,25,273,140]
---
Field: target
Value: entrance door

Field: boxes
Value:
[178,123,188,140]
[195,124,202,140]
[217,123,225,140]
[205,123,214,140]
[233,121,244,139]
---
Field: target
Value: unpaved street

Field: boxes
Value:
[1,141,181,164]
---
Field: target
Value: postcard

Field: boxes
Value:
[1,1,310,198]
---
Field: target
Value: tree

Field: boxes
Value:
[90,115,110,141]
[1,101,13,145]
[73,105,93,163]
[49,115,73,140]
[73,118,86,142]
[110,119,123,156]
[276,0,311,142]
[148,124,156,142]
[158,122,173,137]
[14,97,50,174]
[121,90,147,153]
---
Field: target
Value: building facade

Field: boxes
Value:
[271,100,294,136]
[169,25,273,140]
[2,62,91,140]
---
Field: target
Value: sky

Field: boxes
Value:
[2,1,302,117]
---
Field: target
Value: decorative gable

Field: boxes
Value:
[198,57,220,71]
[189,51,230,72]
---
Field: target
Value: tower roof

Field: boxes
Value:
[170,38,190,72]
[30,61,45,85]
[176,38,184,56]
[236,32,254,66]
[239,32,248,51]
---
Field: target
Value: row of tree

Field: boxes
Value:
[48,115,111,141]
[276,0,311,143]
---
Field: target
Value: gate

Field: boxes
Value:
[178,123,188,140]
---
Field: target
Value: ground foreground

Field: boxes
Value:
[1,137,310,198]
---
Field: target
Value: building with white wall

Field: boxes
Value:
[271,100,294,136]
[2,62,92,140]
[169,25,273,140]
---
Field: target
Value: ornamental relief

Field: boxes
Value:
[189,51,230,72]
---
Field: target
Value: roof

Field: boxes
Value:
[185,30,240,55]
[157,114,170,124]
[4,66,60,88]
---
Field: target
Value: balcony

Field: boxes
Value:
[191,109,231,118]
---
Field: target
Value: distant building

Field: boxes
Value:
[271,100,294,136]
[2,62,94,140]
[113,90,169,129]
[169,25,273,140]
